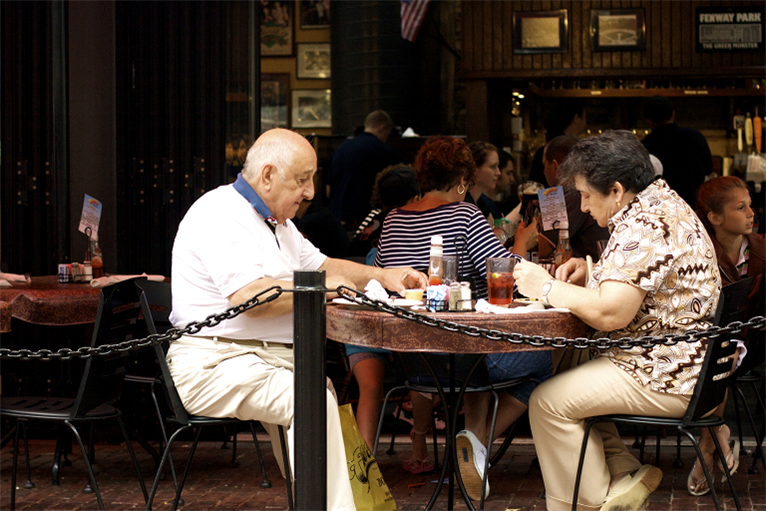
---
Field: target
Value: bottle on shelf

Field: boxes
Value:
[553,229,572,271]
[492,218,508,244]
[428,235,443,286]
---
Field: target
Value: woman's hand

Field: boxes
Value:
[512,218,539,254]
[555,258,587,286]
[512,259,553,300]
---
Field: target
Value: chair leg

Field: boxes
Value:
[172,427,205,511]
[679,428,725,511]
[52,428,67,486]
[706,426,742,511]
[64,422,105,511]
[732,384,747,456]
[430,411,439,470]
[144,424,192,511]
[655,427,661,467]
[279,425,294,511]
[118,417,149,503]
[248,421,272,489]
[83,422,96,494]
[571,419,597,511]
[672,431,684,468]
[639,428,647,464]
[735,382,765,474]
[230,427,240,467]
[373,385,404,456]
[10,421,20,511]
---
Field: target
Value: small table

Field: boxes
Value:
[326,303,588,510]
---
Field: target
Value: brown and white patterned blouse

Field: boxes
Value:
[589,179,721,395]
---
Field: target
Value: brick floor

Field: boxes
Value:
[2,436,764,510]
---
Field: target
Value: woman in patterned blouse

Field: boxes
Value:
[513,131,721,511]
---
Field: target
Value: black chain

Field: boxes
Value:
[335,287,766,351]
[3,285,764,360]
[0,286,283,361]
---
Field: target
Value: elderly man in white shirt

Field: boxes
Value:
[168,128,427,510]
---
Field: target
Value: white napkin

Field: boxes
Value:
[0,272,30,283]
[91,273,165,288]
[364,279,392,304]
[401,127,419,138]
[474,298,569,314]
[0,280,11,288]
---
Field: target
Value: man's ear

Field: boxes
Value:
[261,164,275,190]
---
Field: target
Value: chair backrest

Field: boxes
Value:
[684,277,754,424]
[136,281,192,425]
[70,278,154,420]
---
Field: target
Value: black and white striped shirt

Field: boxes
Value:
[374,202,520,298]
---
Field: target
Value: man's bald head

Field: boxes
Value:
[243,128,315,181]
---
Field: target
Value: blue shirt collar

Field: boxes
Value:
[233,173,274,221]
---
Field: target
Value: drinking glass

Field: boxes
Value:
[486,257,516,305]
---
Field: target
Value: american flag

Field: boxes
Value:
[400,0,431,42]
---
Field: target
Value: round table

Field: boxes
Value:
[0,276,101,329]
[326,303,589,352]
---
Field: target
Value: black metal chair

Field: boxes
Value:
[138,281,293,511]
[0,280,150,511]
[373,352,533,510]
[570,284,746,511]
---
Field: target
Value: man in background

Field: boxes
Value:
[641,95,712,208]
[326,110,400,230]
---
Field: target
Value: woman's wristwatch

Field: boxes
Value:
[541,278,556,306]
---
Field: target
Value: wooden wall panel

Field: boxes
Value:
[461,0,766,78]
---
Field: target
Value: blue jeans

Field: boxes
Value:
[485,350,553,405]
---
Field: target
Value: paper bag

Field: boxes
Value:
[338,403,397,511]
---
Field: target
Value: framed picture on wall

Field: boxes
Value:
[513,10,569,54]
[300,0,330,29]
[296,43,331,79]
[590,9,646,52]
[291,89,331,128]
[261,73,289,131]
[260,1,294,56]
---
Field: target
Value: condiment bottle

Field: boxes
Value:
[428,235,443,285]
[492,218,508,244]
[90,238,104,278]
[553,228,572,271]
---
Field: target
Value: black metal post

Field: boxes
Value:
[293,270,327,511]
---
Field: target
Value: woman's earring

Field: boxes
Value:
[616,201,621,209]
[457,184,466,194]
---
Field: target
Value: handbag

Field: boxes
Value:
[338,403,397,511]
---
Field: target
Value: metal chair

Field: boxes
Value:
[0,280,150,511]
[138,281,293,511]
[373,352,533,510]
[571,283,747,511]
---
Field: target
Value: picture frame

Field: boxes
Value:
[513,10,568,54]
[261,73,289,131]
[590,9,646,52]
[291,89,332,128]
[260,1,294,57]
[300,0,330,29]
[296,43,331,79]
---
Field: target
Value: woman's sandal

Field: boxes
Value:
[402,428,435,475]
[687,459,711,496]
[717,439,740,483]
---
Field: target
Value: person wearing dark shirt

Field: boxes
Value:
[641,95,713,209]
[292,199,350,258]
[528,100,587,187]
[326,110,400,228]
[539,135,609,261]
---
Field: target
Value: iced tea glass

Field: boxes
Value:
[486,257,515,305]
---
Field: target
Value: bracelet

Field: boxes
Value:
[541,278,556,306]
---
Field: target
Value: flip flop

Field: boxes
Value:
[402,456,435,474]
[718,439,740,483]
[687,459,711,496]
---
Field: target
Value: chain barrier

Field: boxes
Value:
[0,286,284,361]
[2,284,764,360]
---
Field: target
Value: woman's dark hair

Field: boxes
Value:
[370,164,418,209]
[695,176,749,236]
[415,136,475,194]
[468,141,498,169]
[557,130,655,196]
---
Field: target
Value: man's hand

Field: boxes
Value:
[325,275,356,299]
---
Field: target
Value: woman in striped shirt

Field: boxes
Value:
[369,136,550,500]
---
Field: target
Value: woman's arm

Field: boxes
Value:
[513,259,646,331]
